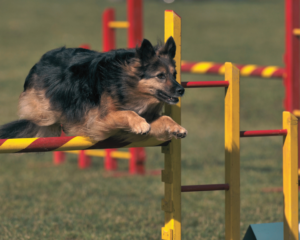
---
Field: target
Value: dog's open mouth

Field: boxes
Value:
[156,90,179,104]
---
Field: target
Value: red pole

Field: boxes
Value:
[129,147,146,174]
[103,8,116,52]
[105,149,117,171]
[240,129,287,137]
[101,1,146,174]
[284,0,300,166]
[78,150,91,169]
[53,151,65,164]
[181,81,229,88]
[127,0,145,175]
[53,131,66,164]
[136,147,146,174]
[127,0,143,48]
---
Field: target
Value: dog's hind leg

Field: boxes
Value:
[18,89,61,126]
[15,89,63,138]
[34,123,62,137]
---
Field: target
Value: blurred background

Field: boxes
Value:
[0,0,287,239]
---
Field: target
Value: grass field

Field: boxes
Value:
[0,0,293,239]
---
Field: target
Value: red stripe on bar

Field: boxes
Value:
[272,69,286,78]
[248,66,265,77]
[21,136,76,153]
[181,81,229,88]
[0,139,6,147]
[181,184,229,192]
[181,62,197,72]
[240,129,287,137]
[206,64,224,74]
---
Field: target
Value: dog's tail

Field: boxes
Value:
[0,119,41,139]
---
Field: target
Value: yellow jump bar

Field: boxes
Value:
[65,150,131,159]
[293,28,300,36]
[293,110,300,117]
[109,21,129,29]
[111,151,131,159]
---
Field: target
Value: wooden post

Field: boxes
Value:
[224,62,240,240]
[282,111,298,240]
[161,10,182,240]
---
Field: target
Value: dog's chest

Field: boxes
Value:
[134,104,152,116]
[122,97,163,121]
[135,102,164,122]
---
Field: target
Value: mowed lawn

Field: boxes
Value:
[0,0,291,239]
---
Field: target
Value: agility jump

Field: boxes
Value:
[0,10,298,240]
[102,0,300,176]
[161,11,298,240]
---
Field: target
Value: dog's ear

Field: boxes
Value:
[158,36,176,59]
[136,39,156,63]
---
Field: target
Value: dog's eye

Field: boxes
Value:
[157,73,166,80]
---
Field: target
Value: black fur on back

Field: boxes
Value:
[24,47,139,123]
[0,120,39,138]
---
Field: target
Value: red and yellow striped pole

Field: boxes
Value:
[161,10,182,240]
[181,61,284,79]
[0,136,167,154]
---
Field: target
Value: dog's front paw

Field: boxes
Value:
[130,118,151,135]
[168,125,187,139]
[149,115,188,141]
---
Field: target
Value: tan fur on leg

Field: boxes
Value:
[149,115,187,141]
[64,110,151,141]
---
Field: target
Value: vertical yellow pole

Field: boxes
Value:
[161,10,182,240]
[282,111,298,240]
[224,62,240,240]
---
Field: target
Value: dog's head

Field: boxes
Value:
[132,37,184,105]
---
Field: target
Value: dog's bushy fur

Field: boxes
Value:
[0,37,187,142]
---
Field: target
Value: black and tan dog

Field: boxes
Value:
[0,37,187,142]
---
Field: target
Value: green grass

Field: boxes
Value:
[0,0,292,239]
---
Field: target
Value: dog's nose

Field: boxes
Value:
[176,87,185,96]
